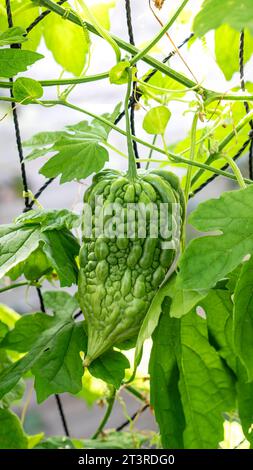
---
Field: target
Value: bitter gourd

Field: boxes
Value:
[78,168,185,365]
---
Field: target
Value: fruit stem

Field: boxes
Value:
[125,68,138,181]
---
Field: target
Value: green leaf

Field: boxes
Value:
[234,257,253,380]
[149,298,185,449]
[0,409,27,449]
[74,430,149,449]
[90,1,116,30]
[0,304,20,329]
[0,210,80,286]
[237,360,253,448]
[0,49,43,77]
[89,350,130,389]
[178,310,235,449]
[0,321,8,341]
[194,0,253,36]
[42,4,89,76]
[0,350,25,408]
[35,436,75,449]
[109,60,130,85]
[27,433,44,449]
[0,1,42,51]
[179,186,253,290]
[0,26,27,46]
[16,208,80,232]
[143,106,171,135]
[215,26,253,81]
[134,276,175,368]
[199,289,236,371]
[13,77,43,104]
[0,292,86,403]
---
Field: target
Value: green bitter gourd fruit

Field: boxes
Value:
[78,168,185,365]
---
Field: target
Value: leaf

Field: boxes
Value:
[0,350,25,408]
[178,310,235,449]
[194,0,253,37]
[40,139,109,183]
[234,257,253,380]
[35,436,75,449]
[76,369,108,407]
[215,26,253,81]
[178,186,253,290]
[0,292,86,403]
[109,60,130,84]
[89,350,130,389]
[0,1,42,51]
[149,298,185,449]
[0,210,80,286]
[27,433,44,449]
[74,431,149,449]
[143,106,171,135]
[134,275,175,367]
[0,26,27,46]
[0,49,43,77]
[199,289,236,371]
[0,321,8,341]
[0,304,20,329]
[0,409,27,449]
[237,360,253,448]
[42,4,89,76]
[13,77,43,104]
[90,1,116,30]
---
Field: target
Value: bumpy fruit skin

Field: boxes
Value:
[78,169,185,364]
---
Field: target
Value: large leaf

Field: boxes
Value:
[194,0,253,36]
[178,310,235,449]
[23,119,115,183]
[199,289,236,371]
[0,350,25,408]
[215,26,253,81]
[0,210,80,286]
[149,298,185,449]
[0,291,86,403]
[42,3,89,76]
[0,48,43,78]
[0,0,42,51]
[179,186,253,290]
[234,257,253,380]
[0,409,27,449]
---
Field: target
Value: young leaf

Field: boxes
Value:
[149,298,185,449]
[0,49,43,78]
[194,0,253,37]
[143,106,171,135]
[0,351,25,409]
[215,26,253,81]
[0,304,20,329]
[42,4,89,76]
[13,77,43,104]
[89,350,130,389]
[234,257,253,380]
[109,61,131,85]
[0,292,86,403]
[0,409,27,449]
[0,26,27,46]
[178,185,253,290]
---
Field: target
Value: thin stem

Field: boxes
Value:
[129,0,190,67]
[105,141,128,159]
[21,383,34,425]
[125,385,147,403]
[0,73,109,89]
[146,135,158,169]
[92,388,116,439]
[184,113,199,203]
[222,154,246,189]
[125,68,137,180]
[37,0,204,92]
[0,281,30,294]
[205,92,253,106]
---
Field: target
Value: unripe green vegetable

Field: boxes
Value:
[78,168,185,365]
